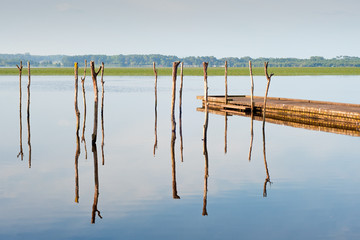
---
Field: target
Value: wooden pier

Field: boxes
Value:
[197,95,360,137]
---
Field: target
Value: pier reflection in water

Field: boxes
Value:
[3,75,360,239]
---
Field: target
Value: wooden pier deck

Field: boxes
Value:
[197,95,360,136]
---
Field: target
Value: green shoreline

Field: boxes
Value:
[0,67,359,76]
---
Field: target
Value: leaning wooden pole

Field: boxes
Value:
[74,63,80,136]
[16,61,23,160]
[153,62,158,156]
[100,62,105,166]
[27,61,32,168]
[179,62,184,162]
[90,61,101,145]
[171,61,181,135]
[249,61,254,112]
[263,62,274,122]
[202,62,209,146]
[81,60,88,159]
[225,60,228,104]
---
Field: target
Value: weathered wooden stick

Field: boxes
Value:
[153,62,158,156]
[202,62,209,147]
[16,61,23,160]
[171,61,180,135]
[225,60,228,104]
[179,62,184,162]
[74,63,80,136]
[81,60,87,159]
[249,60,254,112]
[263,62,274,121]
[90,61,101,145]
[27,61,31,168]
[100,62,105,166]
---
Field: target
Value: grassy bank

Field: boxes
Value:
[0,67,359,76]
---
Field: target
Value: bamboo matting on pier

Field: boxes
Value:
[197,95,360,137]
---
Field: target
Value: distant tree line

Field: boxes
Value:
[1,53,360,67]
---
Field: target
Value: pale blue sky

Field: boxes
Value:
[2,0,359,58]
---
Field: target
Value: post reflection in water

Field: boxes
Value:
[16,61,24,160]
[75,130,80,203]
[248,111,254,161]
[262,113,271,197]
[171,131,180,199]
[224,112,227,154]
[202,109,209,216]
[91,143,102,223]
[27,61,32,168]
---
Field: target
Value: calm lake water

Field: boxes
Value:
[1,74,360,239]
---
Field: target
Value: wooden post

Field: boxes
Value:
[16,61,23,160]
[225,60,228,104]
[153,62,158,156]
[27,61,32,168]
[179,62,184,162]
[171,61,181,135]
[202,62,209,146]
[263,62,274,121]
[90,61,102,145]
[81,60,88,159]
[74,63,80,136]
[249,61,254,112]
[100,62,105,166]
